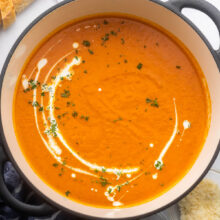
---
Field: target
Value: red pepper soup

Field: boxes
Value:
[13,16,210,208]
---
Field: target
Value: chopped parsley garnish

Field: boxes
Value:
[32,101,39,107]
[121,38,125,44]
[60,76,64,81]
[110,30,117,36]
[45,120,57,137]
[62,112,68,117]
[154,160,164,170]
[146,98,159,108]
[24,80,40,92]
[137,63,143,70]
[84,70,87,74]
[113,117,123,123]
[103,20,109,25]
[117,185,122,192]
[101,33,109,45]
[51,76,56,80]
[39,106,44,112]
[108,188,112,194]
[88,49,94,55]
[61,89,70,98]
[80,115,89,121]
[55,107,60,110]
[82,60,85,63]
[116,181,129,192]
[23,88,30,93]
[94,169,99,173]
[176,65,181,69]
[75,56,79,60]
[124,59,128,63]
[52,163,59,167]
[75,49,78,54]
[72,111,78,118]
[102,167,106,173]
[83,40,91,47]
[29,79,40,90]
[41,92,45,96]
[65,191,70,197]
[99,176,110,187]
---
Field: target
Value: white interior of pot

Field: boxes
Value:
[1,0,220,218]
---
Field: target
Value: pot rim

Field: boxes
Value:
[0,0,220,219]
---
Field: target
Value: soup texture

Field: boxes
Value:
[14,16,210,208]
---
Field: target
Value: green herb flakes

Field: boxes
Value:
[44,120,57,137]
[39,106,44,112]
[65,191,70,197]
[23,88,30,93]
[99,176,110,187]
[146,98,159,108]
[32,101,39,107]
[52,163,59,167]
[72,111,78,118]
[88,49,94,55]
[154,160,164,170]
[113,117,123,123]
[137,63,143,70]
[117,185,122,192]
[83,40,91,47]
[108,188,112,194]
[61,89,70,98]
[110,30,117,36]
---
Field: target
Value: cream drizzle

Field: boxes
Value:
[27,48,191,205]
[104,173,143,207]
[154,98,178,168]
[33,55,139,178]
[179,120,191,142]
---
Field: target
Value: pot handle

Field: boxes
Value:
[0,146,55,216]
[167,0,220,59]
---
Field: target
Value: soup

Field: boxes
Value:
[13,15,210,208]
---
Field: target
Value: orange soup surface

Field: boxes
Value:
[14,16,210,208]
